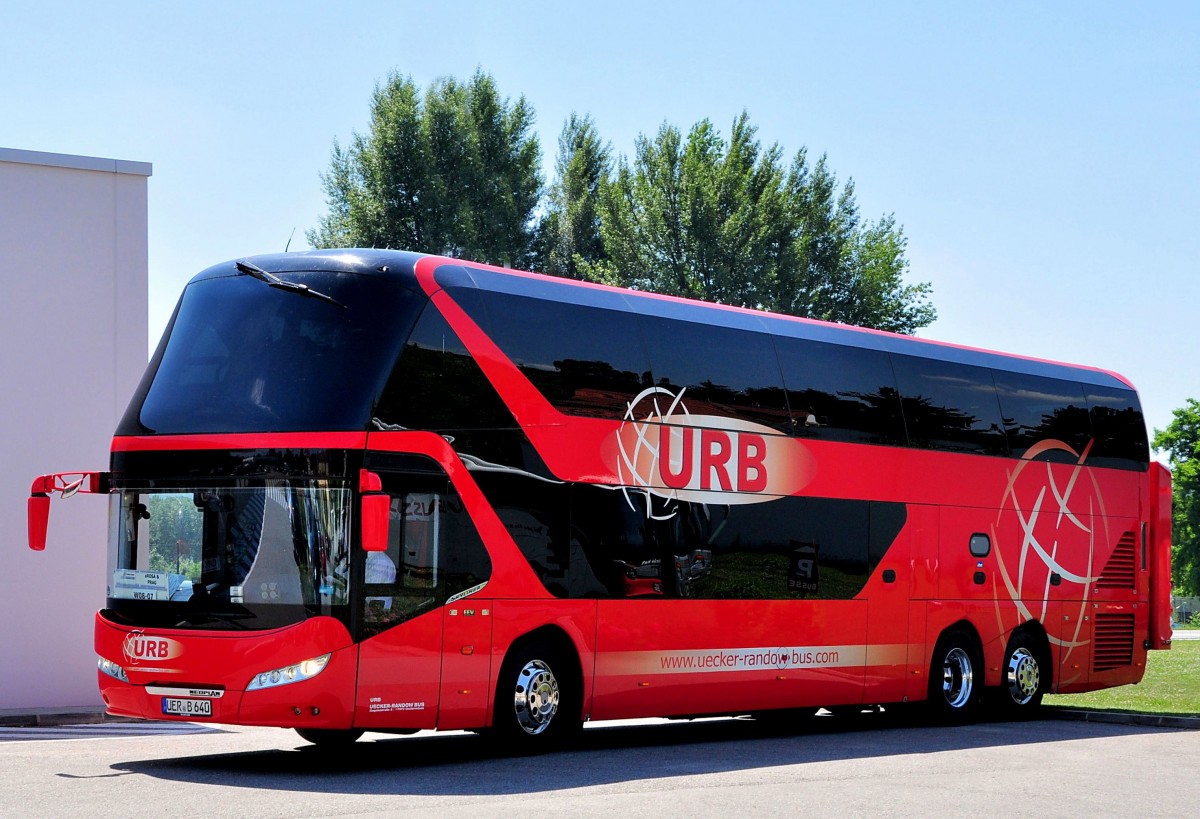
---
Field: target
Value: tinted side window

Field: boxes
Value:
[568,485,666,598]
[374,299,514,431]
[893,356,1008,456]
[563,488,906,601]
[471,471,610,599]
[1086,386,1150,470]
[994,372,1091,461]
[457,291,652,420]
[677,497,873,600]
[776,337,905,445]
[638,317,791,430]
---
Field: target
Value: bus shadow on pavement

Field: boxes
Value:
[111,711,1182,797]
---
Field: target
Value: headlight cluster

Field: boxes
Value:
[246,653,331,691]
[97,656,129,683]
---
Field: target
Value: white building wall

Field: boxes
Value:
[0,148,150,711]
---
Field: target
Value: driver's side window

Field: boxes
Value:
[360,457,493,638]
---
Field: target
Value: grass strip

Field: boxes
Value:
[1045,639,1200,715]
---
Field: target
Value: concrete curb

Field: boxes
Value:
[0,709,139,728]
[1045,706,1200,730]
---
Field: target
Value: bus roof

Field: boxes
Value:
[208,249,1135,393]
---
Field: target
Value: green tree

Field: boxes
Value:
[308,70,541,267]
[1153,399,1200,595]
[582,113,934,333]
[536,114,611,280]
[312,73,931,333]
[837,213,935,333]
[147,494,202,577]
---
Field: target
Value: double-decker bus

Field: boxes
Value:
[28,249,1173,749]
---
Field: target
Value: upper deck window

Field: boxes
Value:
[125,272,420,434]
[775,337,905,445]
[452,289,654,420]
[994,372,1091,462]
[374,294,515,430]
[892,355,1008,456]
[1085,385,1151,470]
[637,316,791,430]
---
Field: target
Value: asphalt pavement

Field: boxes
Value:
[3,716,1198,818]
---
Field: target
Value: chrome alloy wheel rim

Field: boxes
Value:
[513,659,560,735]
[941,646,974,709]
[1004,647,1041,705]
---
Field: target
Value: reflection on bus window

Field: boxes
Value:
[360,469,492,638]
[107,483,351,631]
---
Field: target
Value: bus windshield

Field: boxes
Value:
[106,483,351,631]
[123,269,422,434]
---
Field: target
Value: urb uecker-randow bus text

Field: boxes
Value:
[28,249,1173,750]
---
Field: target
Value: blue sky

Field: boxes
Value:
[3,1,1197,442]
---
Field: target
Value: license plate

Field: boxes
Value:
[161,697,212,718]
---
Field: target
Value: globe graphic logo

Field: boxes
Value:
[993,439,1110,684]
[615,386,691,520]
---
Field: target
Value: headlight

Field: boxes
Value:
[98,656,129,683]
[246,653,331,691]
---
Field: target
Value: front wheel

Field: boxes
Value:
[927,628,982,724]
[492,641,580,753]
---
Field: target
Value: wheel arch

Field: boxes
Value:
[978,619,1054,691]
[490,623,586,728]
[923,617,985,697]
[925,619,986,722]
[935,618,984,655]
[1006,621,1053,683]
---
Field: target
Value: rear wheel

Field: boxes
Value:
[295,727,363,747]
[995,632,1048,717]
[492,640,581,753]
[927,628,982,724]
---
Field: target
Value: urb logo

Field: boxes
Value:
[122,631,183,665]
[612,387,815,518]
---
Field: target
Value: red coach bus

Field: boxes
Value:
[28,249,1172,749]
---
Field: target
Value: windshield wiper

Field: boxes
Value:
[235,260,346,308]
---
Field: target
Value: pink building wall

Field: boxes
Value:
[0,148,150,712]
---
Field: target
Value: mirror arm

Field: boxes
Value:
[26,471,110,551]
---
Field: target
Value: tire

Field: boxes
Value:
[492,639,581,753]
[295,727,364,747]
[995,631,1048,717]
[926,628,982,724]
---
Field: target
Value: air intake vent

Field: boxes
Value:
[1096,532,1137,589]
[1093,613,1135,672]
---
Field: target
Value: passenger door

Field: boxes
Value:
[354,454,494,731]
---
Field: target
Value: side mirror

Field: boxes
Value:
[28,495,50,551]
[361,494,390,553]
[359,470,389,553]
[27,471,108,551]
